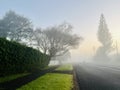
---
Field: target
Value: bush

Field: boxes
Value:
[0,38,50,76]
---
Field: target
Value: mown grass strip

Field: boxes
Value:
[0,73,29,83]
[56,64,73,71]
[17,73,73,90]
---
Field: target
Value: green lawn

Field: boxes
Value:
[17,73,73,90]
[0,73,29,83]
[56,64,73,71]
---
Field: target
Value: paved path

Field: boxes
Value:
[74,63,120,90]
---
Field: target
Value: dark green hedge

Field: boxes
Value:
[0,38,50,76]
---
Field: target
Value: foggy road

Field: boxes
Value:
[74,63,120,90]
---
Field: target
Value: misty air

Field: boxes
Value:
[0,0,120,90]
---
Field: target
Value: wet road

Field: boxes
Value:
[74,63,120,90]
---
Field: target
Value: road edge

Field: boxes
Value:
[72,65,80,90]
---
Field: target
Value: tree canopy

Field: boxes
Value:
[32,23,83,58]
[0,11,83,62]
[0,10,33,43]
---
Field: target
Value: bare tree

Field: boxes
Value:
[32,28,50,54]
[32,23,83,60]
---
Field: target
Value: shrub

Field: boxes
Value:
[0,38,50,76]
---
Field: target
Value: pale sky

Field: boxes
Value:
[0,0,120,60]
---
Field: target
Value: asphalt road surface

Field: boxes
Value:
[74,63,120,90]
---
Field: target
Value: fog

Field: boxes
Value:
[0,1,120,68]
[1,0,120,75]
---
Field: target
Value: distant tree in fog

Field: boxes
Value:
[98,14,112,53]
[0,10,33,43]
[0,20,9,38]
[94,14,112,62]
[32,23,83,60]
[56,51,71,64]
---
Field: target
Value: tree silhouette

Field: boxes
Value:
[94,14,112,62]
[98,14,112,53]
[0,11,33,43]
[32,23,83,60]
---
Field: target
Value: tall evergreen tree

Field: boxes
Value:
[94,14,112,62]
[97,14,112,53]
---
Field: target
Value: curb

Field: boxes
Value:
[72,65,80,90]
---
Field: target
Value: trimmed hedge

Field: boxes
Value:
[0,38,50,76]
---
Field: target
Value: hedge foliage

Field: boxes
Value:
[0,38,50,76]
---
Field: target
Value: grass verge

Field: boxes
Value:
[17,73,73,90]
[0,73,29,83]
[56,64,73,71]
